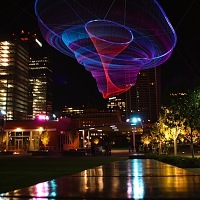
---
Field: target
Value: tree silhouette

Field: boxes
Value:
[179,87,200,158]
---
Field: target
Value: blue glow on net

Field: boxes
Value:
[34,0,177,98]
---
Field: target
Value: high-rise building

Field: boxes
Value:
[125,68,161,123]
[0,31,53,120]
[29,55,53,118]
[19,30,53,119]
[107,68,161,124]
[0,38,30,120]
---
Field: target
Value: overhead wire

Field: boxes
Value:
[173,0,199,79]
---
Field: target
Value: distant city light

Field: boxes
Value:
[52,114,56,119]
[132,117,141,124]
[35,38,42,47]
[109,97,116,100]
[0,110,6,115]
[37,115,49,121]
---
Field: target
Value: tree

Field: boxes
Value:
[41,131,50,148]
[179,87,200,157]
[150,113,168,154]
[182,127,200,144]
[0,130,6,151]
[162,107,186,156]
[141,133,152,152]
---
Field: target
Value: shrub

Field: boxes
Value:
[146,153,200,168]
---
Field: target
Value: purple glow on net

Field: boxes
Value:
[34,0,177,98]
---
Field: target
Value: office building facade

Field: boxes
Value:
[0,38,30,120]
[126,68,161,123]
[0,31,53,120]
[107,68,161,123]
[29,55,53,119]
[20,30,53,119]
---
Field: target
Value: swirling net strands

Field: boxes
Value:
[34,0,177,98]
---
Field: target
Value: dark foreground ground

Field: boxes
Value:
[1,150,200,199]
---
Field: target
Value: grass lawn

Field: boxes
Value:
[184,168,200,174]
[0,155,127,193]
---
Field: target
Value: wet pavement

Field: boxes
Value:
[1,155,200,199]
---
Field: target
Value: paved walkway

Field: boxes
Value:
[1,153,200,199]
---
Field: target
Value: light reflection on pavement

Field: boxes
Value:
[1,158,200,199]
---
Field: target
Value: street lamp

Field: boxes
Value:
[127,117,142,153]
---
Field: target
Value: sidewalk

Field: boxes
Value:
[1,153,200,199]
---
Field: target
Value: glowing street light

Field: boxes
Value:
[131,117,141,125]
[127,117,142,153]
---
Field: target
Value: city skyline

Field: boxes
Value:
[1,0,200,111]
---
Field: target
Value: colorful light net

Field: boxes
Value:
[34,0,177,98]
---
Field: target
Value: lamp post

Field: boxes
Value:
[132,126,136,153]
[127,117,142,153]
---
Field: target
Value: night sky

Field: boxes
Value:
[1,0,200,111]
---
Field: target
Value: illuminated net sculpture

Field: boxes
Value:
[34,0,177,98]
